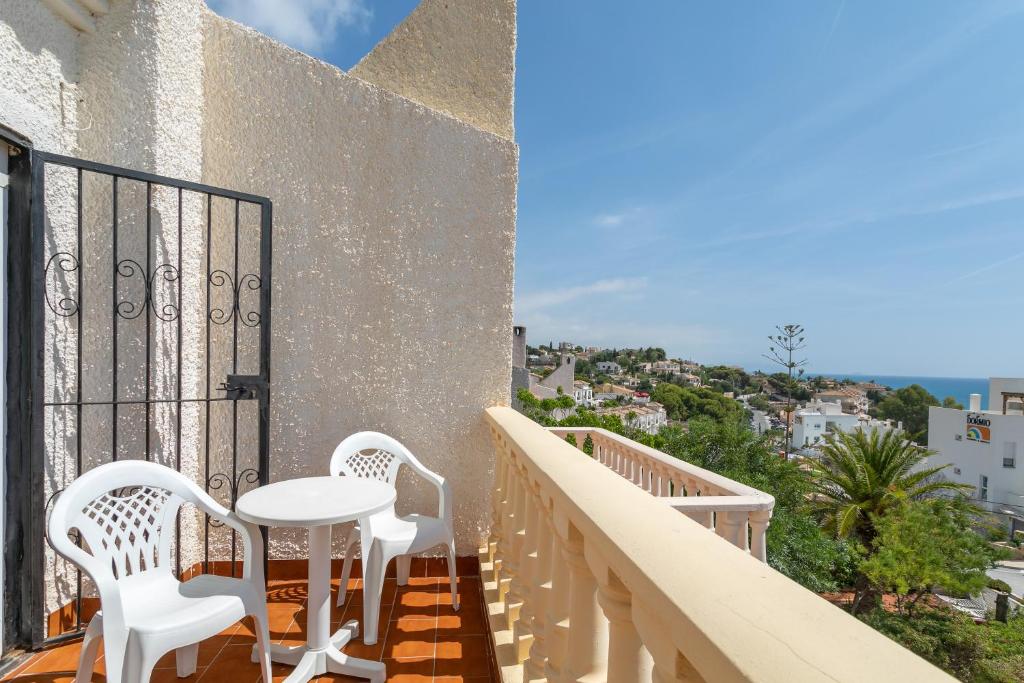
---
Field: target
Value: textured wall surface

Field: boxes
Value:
[3,0,517,624]
[351,0,516,140]
[201,12,517,557]
[0,0,80,151]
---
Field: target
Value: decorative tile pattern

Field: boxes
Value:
[2,559,496,683]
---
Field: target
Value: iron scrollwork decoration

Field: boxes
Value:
[208,270,262,327]
[44,252,81,318]
[150,263,181,322]
[205,468,261,527]
[115,258,181,322]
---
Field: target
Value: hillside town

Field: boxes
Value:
[511,325,903,446]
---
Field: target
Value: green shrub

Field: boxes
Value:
[858,607,983,680]
[987,578,1012,594]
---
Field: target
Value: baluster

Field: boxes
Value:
[544,509,572,682]
[513,479,541,662]
[564,523,608,681]
[749,509,772,562]
[715,510,745,550]
[500,459,525,609]
[487,432,509,568]
[634,608,706,683]
[492,438,513,590]
[524,493,553,680]
[591,557,653,682]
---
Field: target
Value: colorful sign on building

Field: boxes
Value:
[966,413,991,443]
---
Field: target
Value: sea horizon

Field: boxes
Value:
[812,373,988,410]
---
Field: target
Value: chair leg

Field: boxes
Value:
[99,622,129,683]
[396,554,411,586]
[76,615,103,683]
[251,609,274,683]
[446,540,460,612]
[362,543,390,646]
[337,526,360,607]
[175,642,199,677]
[122,636,160,683]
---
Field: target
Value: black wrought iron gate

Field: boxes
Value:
[9,151,272,648]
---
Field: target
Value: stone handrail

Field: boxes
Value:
[549,427,775,561]
[484,406,954,682]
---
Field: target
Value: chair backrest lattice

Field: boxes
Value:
[74,485,176,579]
[343,448,400,483]
[331,432,428,487]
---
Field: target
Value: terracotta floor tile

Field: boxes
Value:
[6,560,491,683]
[387,636,435,662]
[382,657,434,681]
[434,635,493,678]
[196,643,261,682]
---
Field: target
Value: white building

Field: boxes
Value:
[573,380,594,406]
[813,388,870,415]
[596,361,622,374]
[593,383,635,402]
[928,379,1024,536]
[597,402,668,435]
[650,360,681,375]
[792,399,900,449]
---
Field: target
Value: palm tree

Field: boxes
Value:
[806,427,973,547]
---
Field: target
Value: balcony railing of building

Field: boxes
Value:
[548,426,775,561]
[483,406,954,682]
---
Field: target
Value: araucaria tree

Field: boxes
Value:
[763,324,807,451]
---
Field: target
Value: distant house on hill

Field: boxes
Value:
[597,402,668,435]
[593,383,635,402]
[573,380,594,406]
[814,387,869,415]
[596,361,622,374]
[650,360,681,375]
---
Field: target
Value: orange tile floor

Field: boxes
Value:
[2,561,497,683]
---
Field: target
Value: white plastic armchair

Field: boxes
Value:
[47,460,273,683]
[330,432,458,645]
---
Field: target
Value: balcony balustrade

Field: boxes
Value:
[483,406,954,682]
[549,426,775,561]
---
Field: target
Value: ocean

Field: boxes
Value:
[816,374,989,410]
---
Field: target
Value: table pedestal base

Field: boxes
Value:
[253,620,385,682]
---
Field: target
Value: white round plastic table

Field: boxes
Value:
[236,476,396,683]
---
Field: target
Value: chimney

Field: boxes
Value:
[512,325,527,369]
[969,394,981,412]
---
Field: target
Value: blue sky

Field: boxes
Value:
[209,1,1024,378]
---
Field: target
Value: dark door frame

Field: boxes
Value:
[2,125,38,656]
[2,143,273,652]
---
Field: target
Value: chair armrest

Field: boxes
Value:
[409,466,453,526]
[189,493,265,584]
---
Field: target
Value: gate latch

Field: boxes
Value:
[218,374,267,400]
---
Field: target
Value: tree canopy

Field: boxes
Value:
[861,499,998,616]
[874,384,944,443]
[651,383,743,422]
[805,428,972,546]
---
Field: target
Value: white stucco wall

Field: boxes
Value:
[351,0,516,140]
[201,12,517,559]
[3,0,516,627]
[0,0,80,153]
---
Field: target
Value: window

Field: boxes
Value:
[1004,442,1017,469]
[979,475,989,501]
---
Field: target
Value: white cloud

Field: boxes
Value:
[516,277,647,315]
[594,213,625,227]
[208,0,372,53]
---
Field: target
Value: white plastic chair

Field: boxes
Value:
[47,460,273,683]
[331,432,458,645]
